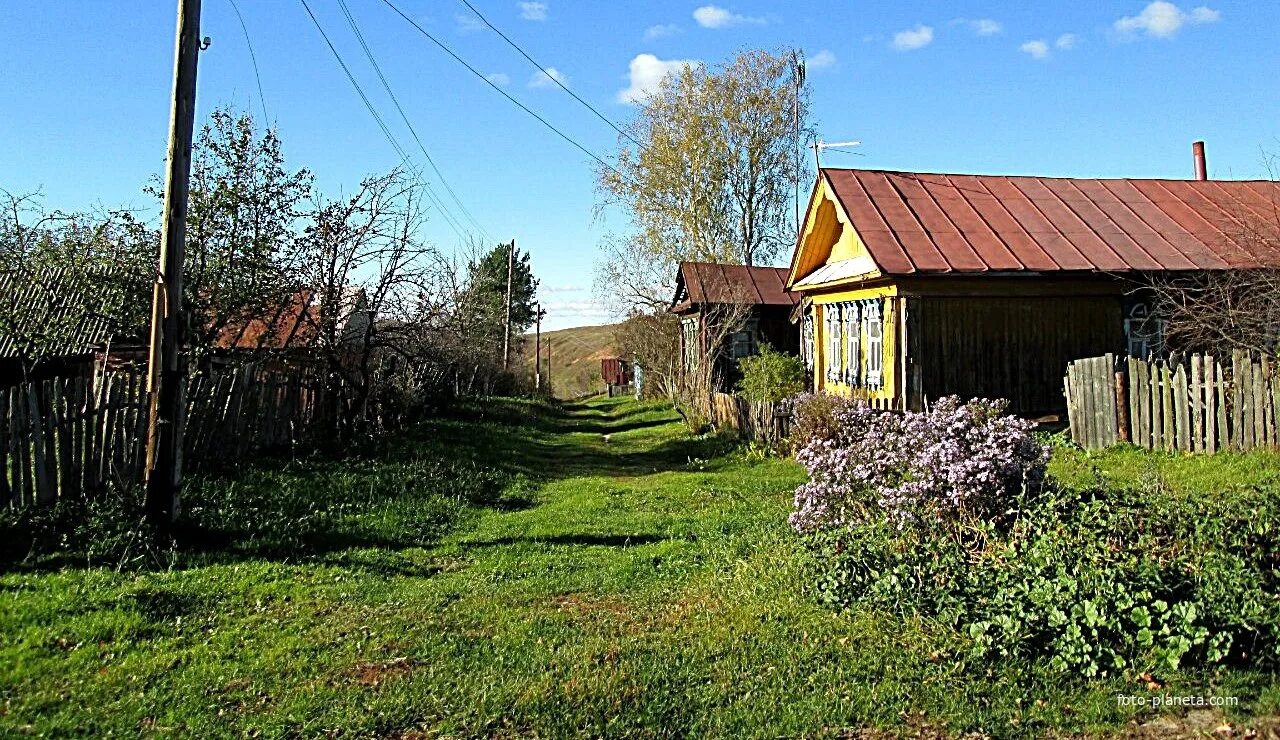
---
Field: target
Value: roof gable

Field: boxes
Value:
[809,168,1280,277]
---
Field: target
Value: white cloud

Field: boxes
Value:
[455,13,485,33]
[807,49,836,70]
[529,67,568,89]
[541,298,612,320]
[518,2,547,21]
[486,72,511,86]
[644,23,681,40]
[971,18,1003,36]
[1114,1,1219,38]
[892,25,933,51]
[1055,33,1078,49]
[617,54,697,104]
[692,5,764,29]
[1020,39,1050,59]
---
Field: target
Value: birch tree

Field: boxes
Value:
[596,48,812,312]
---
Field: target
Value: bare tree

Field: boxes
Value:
[294,169,447,435]
[613,310,680,399]
[1145,189,1280,358]
[673,291,754,428]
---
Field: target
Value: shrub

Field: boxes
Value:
[736,344,806,403]
[789,396,1048,532]
[792,395,1280,676]
[808,480,1280,676]
[789,392,860,450]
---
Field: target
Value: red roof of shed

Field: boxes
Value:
[672,262,800,312]
[820,168,1280,275]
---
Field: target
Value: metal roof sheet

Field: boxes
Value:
[673,262,800,311]
[820,168,1280,275]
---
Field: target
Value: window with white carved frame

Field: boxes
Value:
[825,304,841,382]
[843,302,860,386]
[863,299,883,388]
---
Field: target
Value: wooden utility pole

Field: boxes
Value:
[145,0,202,531]
[502,239,515,371]
[534,303,542,392]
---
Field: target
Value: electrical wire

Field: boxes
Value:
[454,0,642,150]
[297,0,471,242]
[336,0,492,242]
[224,0,269,123]
[376,0,642,190]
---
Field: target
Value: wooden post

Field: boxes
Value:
[502,240,515,372]
[145,0,202,531]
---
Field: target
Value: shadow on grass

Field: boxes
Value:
[459,533,667,549]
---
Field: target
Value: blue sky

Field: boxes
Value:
[2,1,1277,330]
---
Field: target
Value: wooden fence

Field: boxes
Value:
[709,392,792,445]
[2,362,333,509]
[1064,351,1279,452]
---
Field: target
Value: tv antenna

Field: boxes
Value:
[812,139,862,168]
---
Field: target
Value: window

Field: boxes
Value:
[1124,304,1166,359]
[681,317,699,372]
[801,310,814,373]
[864,299,883,388]
[730,318,759,359]
[825,304,842,383]
[843,302,860,385]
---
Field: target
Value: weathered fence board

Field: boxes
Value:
[2,362,335,509]
[707,392,792,445]
[1066,352,1279,453]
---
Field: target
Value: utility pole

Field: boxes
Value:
[502,239,515,371]
[534,302,542,393]
[145,0,203,532]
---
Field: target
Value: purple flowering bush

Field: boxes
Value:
[789,395,1048,533]
[790,394,1280,676]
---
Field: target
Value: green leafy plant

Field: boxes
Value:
[736,343,806,403]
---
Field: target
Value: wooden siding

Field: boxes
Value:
[910,295,1124,415]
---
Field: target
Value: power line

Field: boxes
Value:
[335,0,492,242]
[224,0,269,124]
[376,0,641,190]
[297,0,471,242]
[454,0,642,150]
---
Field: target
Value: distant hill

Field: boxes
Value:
[523,323,619,399]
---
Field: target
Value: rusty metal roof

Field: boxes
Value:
[821,168,1280,275]
[672,262,800,312]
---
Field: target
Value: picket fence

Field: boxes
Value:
[1064,351,1279,452]
[1,363,333,509]
[709,392,792,445]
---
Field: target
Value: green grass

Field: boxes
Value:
[2,397,1278,737]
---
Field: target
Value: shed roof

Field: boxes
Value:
[0,263,137,360]
[818,168,1280,276]
[672,262,800,313]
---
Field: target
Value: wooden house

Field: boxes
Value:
[787,166,1280,415]
[670,261,801,391]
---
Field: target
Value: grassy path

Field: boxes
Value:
[2,396,1254,737]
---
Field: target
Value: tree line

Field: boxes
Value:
[0,106,540,435]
